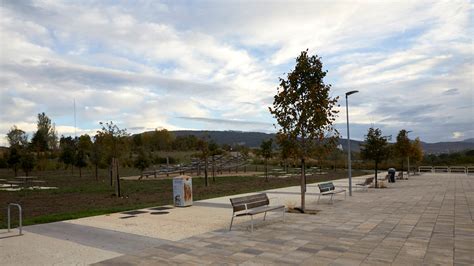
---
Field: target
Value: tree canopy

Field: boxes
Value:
[31,112,58,152]
[7,125,28,148]
[360,127,390,187]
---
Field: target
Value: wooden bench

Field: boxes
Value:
[317,182,346,204]
[229,193,285,232]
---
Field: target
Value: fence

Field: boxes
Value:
[418,166,473,174]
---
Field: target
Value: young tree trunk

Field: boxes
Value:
[109,164,113,187]
[265,158,268,182]
[300,157,306,212]
[204,157,209,187]
[400,160,404,178]
[374,161,378,188]
[95,164,98,182]
[79,167,82,178]
[114,158,121,197]
[212,155,215,182]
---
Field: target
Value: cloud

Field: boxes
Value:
[442,88,459,96]
[452,131,465,139]
[0,0,472,145]
[177,117,274,132]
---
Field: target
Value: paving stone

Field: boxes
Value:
[93,173,473,265]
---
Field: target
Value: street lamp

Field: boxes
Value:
[346,90,359,196]
[406,130,412,177]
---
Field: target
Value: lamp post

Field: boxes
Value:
[406,130,412,177]
[346,90,359,196]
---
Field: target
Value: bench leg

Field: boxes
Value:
[330,194,334,204]
[263,211,267,221]
[317,194,321,204]
[282,208,285,222]
[229,215,234,231]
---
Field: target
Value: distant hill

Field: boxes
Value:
[420,141,474,154]
[170,130,474,154]
[173,130,274,147]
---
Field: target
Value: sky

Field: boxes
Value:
[0,0,473,146]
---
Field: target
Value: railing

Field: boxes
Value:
[7,203,22,235]
[418,166,472,174]
[450,166,466,173]
[468,167,474,175]
[418,166,433,173]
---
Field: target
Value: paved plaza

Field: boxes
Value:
[1,173,473,265]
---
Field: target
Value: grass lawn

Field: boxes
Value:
[0,168,367,228]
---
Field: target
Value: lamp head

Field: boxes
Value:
[345,90,359,97]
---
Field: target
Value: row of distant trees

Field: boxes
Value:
[2,113,242,179]
[4,115,129,178]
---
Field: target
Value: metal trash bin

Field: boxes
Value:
[173,175,193,207]
[388,168,396,183]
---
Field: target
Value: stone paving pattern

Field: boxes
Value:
[95,173,474,265]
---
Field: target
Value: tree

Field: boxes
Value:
[7,147,21,176]
[91,135,104,181]
[77,134,93,154]
[150,129,174,151]
[96,121,130,162]
[269,50,339,212]
[7,125,28,147]
[360,127,390,188]
[75,150,88,177]
[276,133,296,173]
[197,138,210,187]
[6,125,28,176]
[310,136,339,174]
[410,137,423,173]
[329,145,344,171]
[394,129,411,177]
[96,121,130,196]
[59,136,76,174]
[260,139,273,182]
[208,141,222,182]
[20,152,36,176]
[172,135,199,150]
[31,112,58,153]
[75,134,93,178]
[134,148,151,176]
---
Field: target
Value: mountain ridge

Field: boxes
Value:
[169,130,474,154]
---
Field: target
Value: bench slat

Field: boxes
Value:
[230,193,269,212]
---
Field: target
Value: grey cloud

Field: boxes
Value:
[1,61,230,96]
[177,116,273,131]
[128,126,145,130]
[442,88,459,96]
[178,116,272,127]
